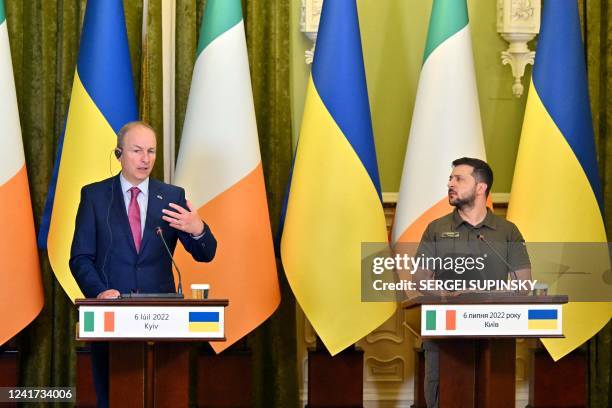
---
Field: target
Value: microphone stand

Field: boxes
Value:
[477,233,520,294]
[120,227,184,299]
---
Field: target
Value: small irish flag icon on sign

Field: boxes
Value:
[426,310,456,331]
[83,311,115,333]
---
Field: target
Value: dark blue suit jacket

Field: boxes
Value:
[69,175,217,298]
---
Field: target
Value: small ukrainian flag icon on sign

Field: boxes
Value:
[188,311,220,332]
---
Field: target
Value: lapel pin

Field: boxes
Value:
[157,194,163,200]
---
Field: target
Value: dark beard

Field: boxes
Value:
[449,190,476,210]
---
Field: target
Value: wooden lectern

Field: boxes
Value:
[76,298,228,407]
[403,294,567,408]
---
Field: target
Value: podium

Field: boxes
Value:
[403,294,567,408]
[76,298,228,407]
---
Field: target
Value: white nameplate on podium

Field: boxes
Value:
[77,305,225,339]
[421,304,563,337]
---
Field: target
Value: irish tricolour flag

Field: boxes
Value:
[392,0,487,245]
[174,0,279,353]
[426,310,457,331]
[0,0,44,345]
[83,311,115,333]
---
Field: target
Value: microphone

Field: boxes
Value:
[119,227,184,298]
[156,227,184,297]
[477,233,520,292]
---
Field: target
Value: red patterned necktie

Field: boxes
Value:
[128,186,142,252]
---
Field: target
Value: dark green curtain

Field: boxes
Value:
[7,0,296,406]
[139,0,164,178]
[584,0,612,406]
[242,1,297,406]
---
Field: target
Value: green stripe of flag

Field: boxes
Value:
[84,311,94,332]
[426,310,437,330]
[423,0,469,62]
[197,0,243,57]
[0,0,5,25]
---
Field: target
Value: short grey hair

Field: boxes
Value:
[116,121,156,149]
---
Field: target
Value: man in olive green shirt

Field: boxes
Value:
[416,204,531,287]
[417,157,531,408]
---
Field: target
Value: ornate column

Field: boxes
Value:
[497,0,541,97]
[300,0,323,64]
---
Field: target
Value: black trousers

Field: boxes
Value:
[90,342,109,408]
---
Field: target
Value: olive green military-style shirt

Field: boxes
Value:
[416,208,531,282]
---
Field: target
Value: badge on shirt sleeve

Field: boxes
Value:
[440,232,460,238]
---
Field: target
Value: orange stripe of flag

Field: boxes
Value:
[0,166,43,345]
[446,310,456,330]
[104,312,114,332]
[396,198,450,244]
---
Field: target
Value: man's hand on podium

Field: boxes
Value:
[97,289,120,299]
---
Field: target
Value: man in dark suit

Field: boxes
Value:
[70,121,217,407]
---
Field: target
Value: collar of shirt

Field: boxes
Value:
[119,173,150,197]
[452,207,497,230]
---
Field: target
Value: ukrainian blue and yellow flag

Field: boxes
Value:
[38,0,137,302]
[188,311,221,332]
[507,1,610,360]
[280,0,396,355]
[527,310,558,331]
